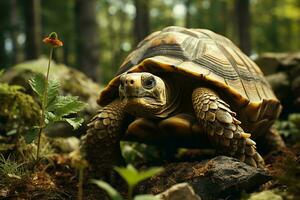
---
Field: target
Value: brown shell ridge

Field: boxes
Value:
[118,49,263,84]
[99,27,279,108]
[117,29,265,84]
[199,30,251,100]
[194,29,274,101]
[116,43,188,76]
[123,57,251,106]
[232,48,263,100]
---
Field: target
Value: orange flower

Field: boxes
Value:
[43,32,63,47]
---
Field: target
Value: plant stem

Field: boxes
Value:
[78,168,84,200]
[128,186,133,200]
[36,47,53,159]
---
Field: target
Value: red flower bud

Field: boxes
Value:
[43,32,63,47]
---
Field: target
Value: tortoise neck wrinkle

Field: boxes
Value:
[154,77,181,118]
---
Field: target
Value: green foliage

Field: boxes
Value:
[92,164,162,200]
[29,73,86,130]
[29,73,46,102]
[134,195,159,200]
[29,73,60,106]
[114,164,163,189]
[91,180,123,200]
[0,154,28,181]
[275,120,299,137]
[24,128,39,144]
[275,113,300,139]
[121,142,163,165]
[0,81,40,143]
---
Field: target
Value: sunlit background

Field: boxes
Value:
[0,0,299,83]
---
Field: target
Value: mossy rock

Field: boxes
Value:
[0,82,40,153]
[247,190,283,200]
[1,58,103,137]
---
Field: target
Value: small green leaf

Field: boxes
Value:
[114,164,163,188]
[46,79,60,107]
[29,73,46,101]
[91,180,123,200]
[65,117,84,130]
[0,69,4,76]
[47,95,86,117]
[45,111,56,124]
[6,129,17,136]
[24,128,39,144]
[134,195,160,200]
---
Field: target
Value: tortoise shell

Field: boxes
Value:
[98,26,281,124]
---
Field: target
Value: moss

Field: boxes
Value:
[0,82,40,138]
[2,58,103,101]
[1,59,103,137]
[246,190,283,200]
[274,113,300,145]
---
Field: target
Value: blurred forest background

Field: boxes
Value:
[0,0,299,84]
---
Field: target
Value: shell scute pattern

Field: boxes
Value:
[99,27,280,119]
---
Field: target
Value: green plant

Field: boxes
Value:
[0,83,40,134]
[121,142,163,165]
[0,78,40,156]
[275,113,300,147]
[28,32,86,159]
[92,164,163,200]
[70,152,88,200]
[0,154,28,181]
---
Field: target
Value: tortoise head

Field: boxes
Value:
[119,72,167,117]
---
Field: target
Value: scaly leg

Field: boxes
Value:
[80,100,128,178]
[192,87,265,168]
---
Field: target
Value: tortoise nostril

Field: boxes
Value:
[130,80,134,84]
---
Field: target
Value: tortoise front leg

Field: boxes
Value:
[80,100,128,178]
[192,87,265,168]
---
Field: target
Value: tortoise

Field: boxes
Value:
[81,26,284,173]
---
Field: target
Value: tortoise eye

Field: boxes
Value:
[142,76,156,89]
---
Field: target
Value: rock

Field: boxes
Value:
[254,52,300,75]
[247,190,283,200]
[254,52,289,75]
[255,52,300,115]
[156,183,201,200]
[49,136,80,153]
[137,156,271,200]
[0,58,102,137]
[266,72,290,100]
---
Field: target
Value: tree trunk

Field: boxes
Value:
[0,1,9,68]
[75,0,100,82]
[134,0,150,45]
[185,0,191,28]
[23,0,41,60]
[235,0,251,55]
[10,0,21,64]
[0,32,6,68]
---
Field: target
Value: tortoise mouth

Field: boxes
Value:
[121,94,157,101]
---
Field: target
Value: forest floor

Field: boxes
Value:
[0,140,299,200]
